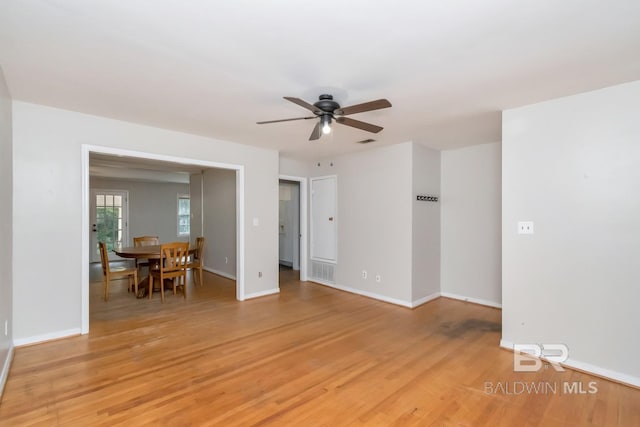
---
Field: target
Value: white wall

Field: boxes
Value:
[0,67,13,396]
[411,143,441,303]
[90,177,190,245]
[202,168,237,279]
[311,143,414,304]
[502,80,640,385]
[441,142,502,307]
[279,157,310,178]
[290,142,443,307]
[12,102,278,342]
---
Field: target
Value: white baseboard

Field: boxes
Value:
[564,359,640,389]
[0,345,14,399]
[203,266,236,281]
[499,339,513,350]
[440,291,502,309]
[244,288,280,299]
[307,282,492,311]
[500,339,640,388]
[309,279,414,308]
[411,292,441,308]
[13,328,82,347]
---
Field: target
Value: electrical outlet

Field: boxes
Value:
[362,270,367,279]
[225,257,228,264]
[4,320,7,336]
[375,275,381,283]
[518,221,534,234]
[258,271,262,278]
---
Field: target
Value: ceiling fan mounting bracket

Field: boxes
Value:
[313,94,340,114]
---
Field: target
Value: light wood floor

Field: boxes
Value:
[1,269,638,426]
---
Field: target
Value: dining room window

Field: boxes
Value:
[178,194,190,236]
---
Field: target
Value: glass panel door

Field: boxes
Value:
[90,190,128,262]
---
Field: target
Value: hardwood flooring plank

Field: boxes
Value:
[0,268,638,425]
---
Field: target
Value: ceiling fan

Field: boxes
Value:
[257,94,392,141]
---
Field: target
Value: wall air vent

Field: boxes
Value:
[310,260,336,284]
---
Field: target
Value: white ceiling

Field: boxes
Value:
[1,0,639,160]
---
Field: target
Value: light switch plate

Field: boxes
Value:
[518,221,534,234]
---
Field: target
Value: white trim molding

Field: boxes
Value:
[0,345,14,399]
[14,329,82,347]
[203,266,236,281]
[500,339,640,388]
[309,279,414,308]
[440,292,502,309]
[411,292,441,308]
[235,166,245,301]
[244,288,280,300]
[307,282,500,311]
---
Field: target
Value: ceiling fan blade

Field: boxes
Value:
[309,122,321,140]
[335,116,383,133]
[256,116,315,124]
[284,96,321,113]
[335,99,392,116]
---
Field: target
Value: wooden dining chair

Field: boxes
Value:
[133,235,159,269]
[148,242,189,303]
[99,242,139,301]
[187,237,206,287]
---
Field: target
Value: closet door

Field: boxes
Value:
[310,176,337,263]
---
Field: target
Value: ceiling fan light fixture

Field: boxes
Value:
[257,94,392,141]
[321,115,332,134]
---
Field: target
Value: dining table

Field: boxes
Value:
[114,244,195,298]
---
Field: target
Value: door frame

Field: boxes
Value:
[82,145,246,334]
[279,175,308,281]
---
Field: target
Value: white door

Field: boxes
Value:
[310,176,337,262]
[90,190,129,262]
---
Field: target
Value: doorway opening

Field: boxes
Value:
[279,180,300,274]
[82,145,245,334]
[278,175,307,282]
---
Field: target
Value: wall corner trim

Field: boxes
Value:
[410,292,441,308]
